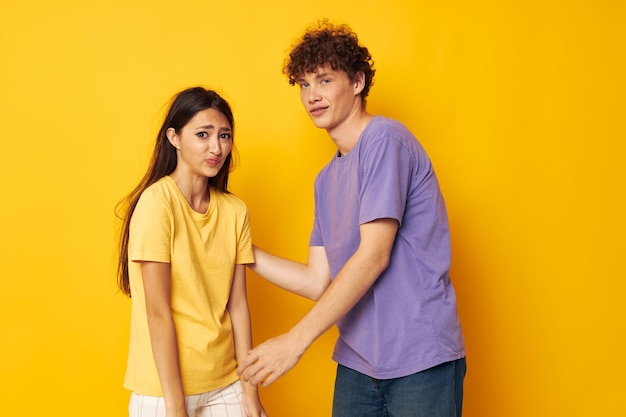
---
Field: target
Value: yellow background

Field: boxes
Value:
[1,0,624,416]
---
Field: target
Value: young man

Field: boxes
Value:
[239,21,466,417]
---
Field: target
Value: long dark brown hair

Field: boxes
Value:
[115,87,236,296]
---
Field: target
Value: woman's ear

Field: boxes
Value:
[166,127,180,150]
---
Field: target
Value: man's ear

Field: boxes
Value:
[354,71,366,96]
[166,127,180,149]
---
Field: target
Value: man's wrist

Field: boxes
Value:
[288,324,315,355]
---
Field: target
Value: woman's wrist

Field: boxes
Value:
[241,379,260,396]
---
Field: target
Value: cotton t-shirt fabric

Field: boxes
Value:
[310,116,466,379]
[124,176,255,396]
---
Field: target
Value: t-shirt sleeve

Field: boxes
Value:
[309,182,324,247]
[359,136,412,226]
[128,189,172,264]
[235,210,255,265]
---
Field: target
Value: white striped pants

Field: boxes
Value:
[129,380,245,417]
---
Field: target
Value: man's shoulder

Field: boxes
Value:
[360,117,419,154]
[366,116,413,138]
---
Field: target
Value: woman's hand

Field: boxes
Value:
[242,381,268,417]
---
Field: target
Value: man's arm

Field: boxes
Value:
[249,245,331,300]
[238,218,398,386]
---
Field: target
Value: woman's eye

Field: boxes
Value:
[220,133,232,140]
[197,132,207,138]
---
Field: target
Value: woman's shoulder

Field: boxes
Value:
[212,189,249,211]
[138,177,177,206]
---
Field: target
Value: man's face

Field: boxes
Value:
[295,65,363,132]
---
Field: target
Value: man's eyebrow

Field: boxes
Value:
[315,72,334,79]
[296,72,335,83]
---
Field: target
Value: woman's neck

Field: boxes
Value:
[169,170,210,213]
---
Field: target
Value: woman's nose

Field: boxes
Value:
[209,137,222,154]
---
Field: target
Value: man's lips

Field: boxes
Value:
[309,106,328,116]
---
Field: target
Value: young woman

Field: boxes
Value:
[117,87,267,417]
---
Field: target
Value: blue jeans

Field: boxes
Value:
[332,358,466,417]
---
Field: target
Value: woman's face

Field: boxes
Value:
[168,108,233,179]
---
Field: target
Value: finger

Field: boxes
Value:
[242,359,268,384]
[240,350,266,376]
[238,351,260,372]
[259,370,279,387]
[240,366,257,382]
[238,363,254,381]
[250,367,274,386]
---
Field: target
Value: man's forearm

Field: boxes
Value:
[288,242,390,349]
[249,245,330,300]
[287,219,397,349]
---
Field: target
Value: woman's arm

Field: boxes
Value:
[228,264,268,417]
[141,261,189,417]
[249,245,331,300]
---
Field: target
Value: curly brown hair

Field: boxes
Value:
[283,20,376,105]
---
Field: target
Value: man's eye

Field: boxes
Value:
[300,82,309,88]
[321,79,330,84]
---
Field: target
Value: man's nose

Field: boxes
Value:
[306,85,321,103]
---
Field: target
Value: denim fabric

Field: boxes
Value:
[332,358,466,417]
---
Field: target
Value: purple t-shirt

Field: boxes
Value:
[310,116,465,379]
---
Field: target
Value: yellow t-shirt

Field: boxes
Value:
[124,176,254,396]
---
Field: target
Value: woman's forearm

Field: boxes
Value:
[146,311,187,413]
[142,261,188,416]
[228,265,264,411]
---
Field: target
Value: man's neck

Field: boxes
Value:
[327,110,374,156]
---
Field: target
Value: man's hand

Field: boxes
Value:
[238,332,305,386]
